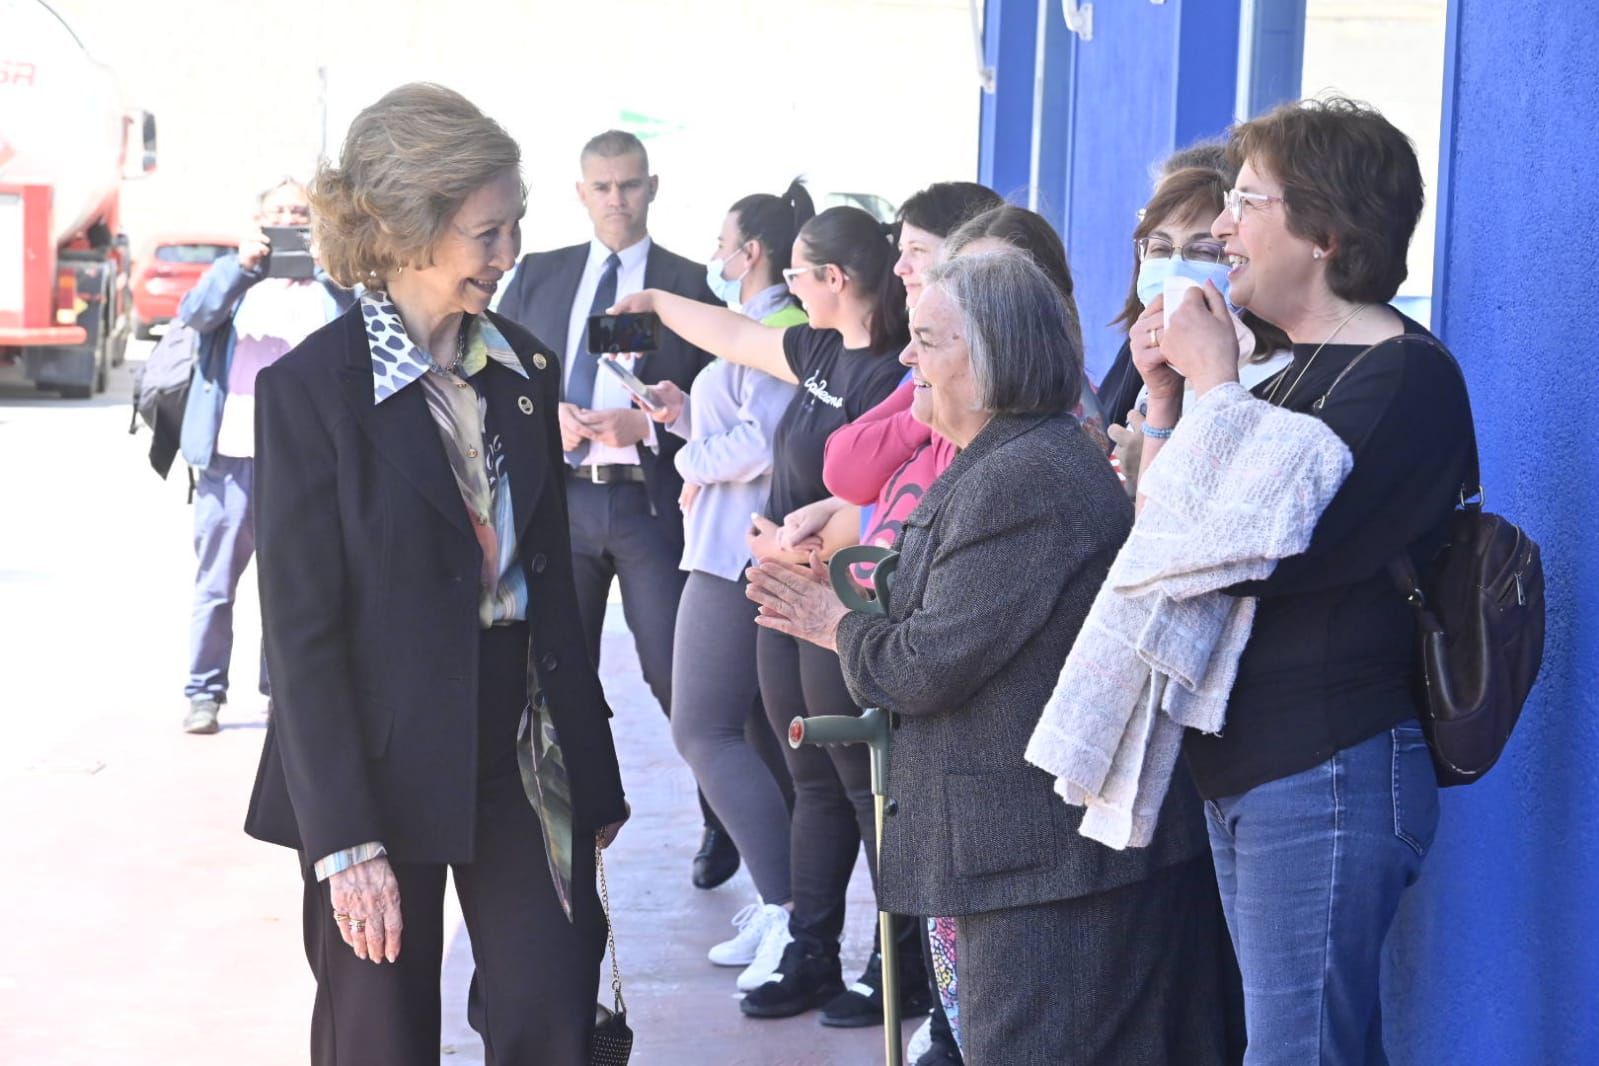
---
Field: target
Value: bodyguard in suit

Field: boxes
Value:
[748,253,1241,1065]
[497,130,739,888]
[245,85,628,1065]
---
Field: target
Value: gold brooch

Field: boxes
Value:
[517,395,534,415]
[532,353,548,371]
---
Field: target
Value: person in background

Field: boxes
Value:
[1097,138,1239,431]
[612,206,925,1026]
[1105,168,1293,497]
[638,179,813,993]
[244,83,629,1065]
[747,251,1240,1065]
[495,130,738,891]
[1142,95,1472,1064]
[176,178,354,735]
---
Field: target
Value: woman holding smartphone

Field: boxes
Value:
[636,180,813,994]
[615,205,916,1023]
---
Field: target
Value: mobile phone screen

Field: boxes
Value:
[587,311,661,355]
[599,356,664,412]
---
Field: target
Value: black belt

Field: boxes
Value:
[570,463,647,485]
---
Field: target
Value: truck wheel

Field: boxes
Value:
[60,384,93,400]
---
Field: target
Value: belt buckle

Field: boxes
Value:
[590,464,604,485]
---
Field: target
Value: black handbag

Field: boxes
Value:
[1316,333,1546,786]
[589,841,633,1065]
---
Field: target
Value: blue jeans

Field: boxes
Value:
[186,456,268,702]
[1205,722,1439,1065]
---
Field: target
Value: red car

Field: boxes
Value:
[130,234,238,339]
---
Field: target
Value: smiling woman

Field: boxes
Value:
[246,82,630,1065]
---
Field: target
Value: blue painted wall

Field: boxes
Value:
[982,0,1599,1059]
[1026,0,1240,382]
[1384,1,1599,1061]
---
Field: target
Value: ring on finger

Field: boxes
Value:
[1149,327,1162,347]
[347,918,366,933]
[332,911,350,923]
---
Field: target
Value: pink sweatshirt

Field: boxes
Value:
[822,379,957,551]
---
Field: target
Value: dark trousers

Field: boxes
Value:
[565,478,724,831]
[756,627,875,945]
[956,855,1243,1066]
[302,624,606,1066]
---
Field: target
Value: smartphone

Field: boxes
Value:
[599,356,664,412]
[262,226,315,280]
[587,311,661,355]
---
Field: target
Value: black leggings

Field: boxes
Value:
[756,627,876,946]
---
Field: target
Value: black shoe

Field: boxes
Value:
[692,826,740,890]
[819,950,935,1029]
[914,1042,965,1066]
[739,939,843,1019]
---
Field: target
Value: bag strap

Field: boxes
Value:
[595,838,626,1015]
[1312,330,1482,504]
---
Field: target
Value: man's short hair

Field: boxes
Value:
[580,130,649,170]
[258,176,307,207]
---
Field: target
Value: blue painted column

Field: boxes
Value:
[977,0,1039,199]
[1384,2,1599,1062]
[1019,0,1241,380]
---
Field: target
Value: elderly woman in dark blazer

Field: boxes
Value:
[243,83,628,1065]
[748,251,1238,1065]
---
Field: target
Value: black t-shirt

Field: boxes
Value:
[765,325,908,522]
[1182,314,1475,800]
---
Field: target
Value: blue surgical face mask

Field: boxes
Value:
[705,247,750,308]
[1137,255,1232,307]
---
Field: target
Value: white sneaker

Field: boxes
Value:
[708,902,767,967]
[735,905,794,992]
[907,1017,933,1059]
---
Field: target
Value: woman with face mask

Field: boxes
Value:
[635,180,813,993]
[1105,167,1293,496]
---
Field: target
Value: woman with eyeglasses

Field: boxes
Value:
[614,205,910,1021]
[1138,97,1473,1064]
[1104,167,1292,496]
[631,179,813,994]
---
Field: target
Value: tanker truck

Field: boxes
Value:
[0,0,156,398]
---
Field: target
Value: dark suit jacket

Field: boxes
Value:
[243,307,627,865]
[837,413,1211,917]
[496,240,718,529]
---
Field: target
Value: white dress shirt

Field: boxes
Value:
[565,236,656,466]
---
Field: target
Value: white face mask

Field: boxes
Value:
[705,245,750,307]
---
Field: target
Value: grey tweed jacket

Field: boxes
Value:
[836,412,1210,917]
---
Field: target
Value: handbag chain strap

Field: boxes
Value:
[595,839,626,1014]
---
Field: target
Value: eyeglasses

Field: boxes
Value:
[1135,237,1227,264]
[1225,188,1285,222]
[782,263,843,284]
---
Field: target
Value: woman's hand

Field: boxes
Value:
[747,513,808,565]
[607,291,657,316]
[597,800,631,850]
[678,481,701,515]
[779,498,842,554]
[329,856,403,964]
[1107,409,1146,497]
[1130,296,1185,404]
[1160,281,1240,397]
[641,379,686,425]
[746,553,849,652]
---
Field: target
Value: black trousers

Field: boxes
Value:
[565,478,725,832]
[756,626,876,945]
[302,624,606,1066]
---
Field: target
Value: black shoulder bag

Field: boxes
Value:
[1315,333,1546,786]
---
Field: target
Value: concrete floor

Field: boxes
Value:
[0,349,911,1065]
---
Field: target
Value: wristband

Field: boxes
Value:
[1141,422,1175,440]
